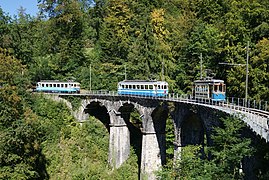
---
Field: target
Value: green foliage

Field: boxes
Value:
[32,96,74,141]
[158,116,254,179]
[0,86,46,179]
[62,96,82,111]
[165,116,175,161]
[1,0,269,100]
[209,116,253,179]
[41,118,109,179]
[0,7,12,49]
[248,38,269,100]
[0,48,26,86]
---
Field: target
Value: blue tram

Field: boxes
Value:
[36,80,80,93]
[118,80,168,97]
[193,78,226,101]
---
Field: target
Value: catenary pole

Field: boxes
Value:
[200,53,203,79]
[245,41,249,103]
[90,64,91,91]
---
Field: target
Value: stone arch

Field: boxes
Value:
[118,102,143,139]
[181,112,204,146]
[171,103,205,162]
[84,101,110,131]
[197,106,224,147]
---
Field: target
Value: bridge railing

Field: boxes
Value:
[226,97,268,112]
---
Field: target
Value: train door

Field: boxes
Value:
[209,84,213,99]
[154,84,158,95]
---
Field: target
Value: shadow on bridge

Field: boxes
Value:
[84,102,110,132]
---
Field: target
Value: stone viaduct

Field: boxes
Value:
[47,93,269,180]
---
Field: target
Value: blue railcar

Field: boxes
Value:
[36,80,80,93]
[193,78,226,101]
[118,80,168,97]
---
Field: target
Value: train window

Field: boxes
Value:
[65,84,68,88]
[164,85,167,89]
[141,85,144,89]
[132,85,135,89]
[214,85,218,92]
[49,84,52,87]
[57,84,60,87]
[145,85,148,89]
[137,85,140,89]
[42,84,44,87]
[74,84,76,87]
[61,84,63,87]
[46,84,48,87]
[158,85,160,89]
[219,85,222,92]
[149,85,153,89]
[223,85,226,92]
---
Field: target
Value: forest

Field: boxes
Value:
[0,0,269,179]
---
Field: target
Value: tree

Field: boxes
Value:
[99,0,133,64]
[0,49,47,179]
[38,0,86,77]
[248,38,269,100]
[0,7,12,49]
[0,48,26,86]
[209,116,253,179]
[9,13,36,66]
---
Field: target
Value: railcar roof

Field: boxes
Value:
[194,77,224,83]
[38,81,80,84]
[118,80,168,84]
